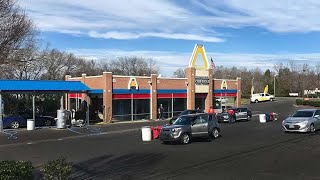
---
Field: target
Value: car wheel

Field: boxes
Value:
[44,119,52,126]
[247,115,251,121]
[212,128,220,139]
[310,124,316,133]
[255,99,259,103]
[270,98,273,101]
[180,133,190,144]
[11,121,20,129]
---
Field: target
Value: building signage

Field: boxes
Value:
[195,70,209,93]
[128,77,139,90]
[221,79,228,90]
[195,76,209,85]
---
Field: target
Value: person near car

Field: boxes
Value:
[158,104,164,120]
[208,106,215,114]
[227,108,236,123]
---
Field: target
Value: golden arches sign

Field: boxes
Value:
[221,80,228,90]
[188,44,209,69]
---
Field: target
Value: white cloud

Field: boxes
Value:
[19,0,320,42]
[66,48,320,76]
[88,31,224,42]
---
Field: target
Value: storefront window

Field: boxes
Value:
[112,99,150,121]
[133,99,150,120]
[173,98,187,116]
[112,99,131,121]
[157,99,172,119]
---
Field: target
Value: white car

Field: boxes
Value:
[282,109,320,133]
[250,93,274,103]
[216,97,228,103]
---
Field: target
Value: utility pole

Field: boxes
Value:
[274,75,277,98]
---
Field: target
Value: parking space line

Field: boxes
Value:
[0,128,139,148]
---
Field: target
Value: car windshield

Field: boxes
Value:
[179,110,190,115]
[173,116,194,125]
[292,111,314,117]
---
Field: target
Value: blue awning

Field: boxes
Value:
[0,80,90,93]
[89,89,103,94]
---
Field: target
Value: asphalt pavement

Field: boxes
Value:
[1,97,320,180]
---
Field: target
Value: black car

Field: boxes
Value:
[216,107,252,122]
[169,109,204,124]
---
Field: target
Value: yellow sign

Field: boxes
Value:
[221,80,228,90]
[189,44,209,69]
[128,77,139,90]
[264,85,268,94]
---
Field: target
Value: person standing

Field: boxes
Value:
[158,104,165,120]
[208,106,215,114]
[227,108,236,123]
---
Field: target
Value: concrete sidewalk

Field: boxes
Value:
[0,120,169,147]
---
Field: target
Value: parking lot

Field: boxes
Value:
[0,97,319,179]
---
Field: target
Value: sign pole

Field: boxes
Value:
[0,94,2,132]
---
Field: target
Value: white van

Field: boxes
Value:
[250,93,274,103]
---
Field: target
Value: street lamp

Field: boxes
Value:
[274,74,277,98]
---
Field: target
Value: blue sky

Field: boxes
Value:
[20,0,320,76]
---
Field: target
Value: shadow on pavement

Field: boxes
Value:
[70,152,165,180]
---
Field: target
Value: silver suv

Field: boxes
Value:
[159,113,220,144]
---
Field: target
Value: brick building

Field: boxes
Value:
[66,45,241,123]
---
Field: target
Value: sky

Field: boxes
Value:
[19,0,320,76]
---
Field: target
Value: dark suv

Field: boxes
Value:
[160,113,220,144]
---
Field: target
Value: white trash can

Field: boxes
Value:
[27,119,35,130]
[141,126,152,141]
[259,114,266,123]
[56,110,66,129]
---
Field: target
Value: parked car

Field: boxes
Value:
[282,109,320,133]
[3,112,56,129]
[160,113,220,144]
[250,93,274,103]
[216,107,252,122]
[169,109,204,124]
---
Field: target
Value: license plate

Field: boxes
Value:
[289,124,295,128]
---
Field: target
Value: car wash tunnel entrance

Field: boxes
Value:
[0,80,90,131]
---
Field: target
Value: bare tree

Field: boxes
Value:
[0,33,45,80]
[109,56,159,76]
[173,68,186,78]
[0,0,34,64]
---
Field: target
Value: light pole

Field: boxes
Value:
[274,74,277,98]
[251,77,254,90]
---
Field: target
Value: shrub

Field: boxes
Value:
[296,99,303,105]
[296,99,320,107]
[41,157,73,180]
[0,160,34,180]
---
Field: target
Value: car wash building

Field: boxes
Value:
[66,44,241,123]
